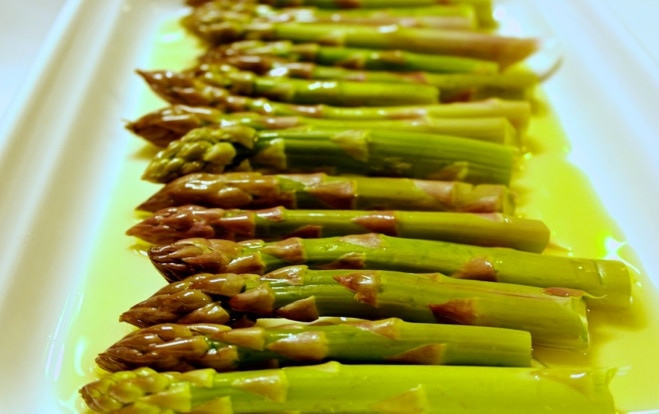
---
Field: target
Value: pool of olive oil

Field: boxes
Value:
[54,15,659,414]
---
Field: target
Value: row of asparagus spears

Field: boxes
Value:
[80,0,625,412]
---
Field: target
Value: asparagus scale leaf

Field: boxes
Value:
[146,233,631,308]
[122,265,590,349]
[141,125,517,185]
[80,362,617,414]
[96,318,532,372]
[137,172,515,214]
[127,205,549,251]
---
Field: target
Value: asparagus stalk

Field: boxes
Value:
[80,362,617,414]
[183,0,496,27]
[128,107,517,147]
[184,20,537,68]
[228,95,533,126]
[137,172,515,214]
[126,100,531,147]
[201,41,499,74]
[121,266,589,349]
[139,68,532,118]
[197,54,538,101]
[96,318,532,372]
[146,233,630,308]
[126,205,548,250]
[259,0,497,27]
[184,1,479,30]
[138,69,439,107]
[141,125,517,185]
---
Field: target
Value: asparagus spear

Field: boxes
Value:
[96,318,532,372]
[141,125,517,185]
[260,0,497,28]
[227,95,532,126]
[184,20,537,68]
[146,233,630,308]
[184,1,479,30]
[201,41,500,74]
[137,172,515,214]
[80,362,617,414]
[126,205,548,250]
[127,100,531,147]
[138,69,439,107]
[196,54,538,101]
[121,266,589,349]
[183,0,496,27]
[128,108,517,147]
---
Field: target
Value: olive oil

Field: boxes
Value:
[53,14,659,414]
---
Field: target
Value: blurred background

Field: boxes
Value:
[0,0,657,120]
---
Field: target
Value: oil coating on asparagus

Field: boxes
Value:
[146,233,630,308]
[80,362,616,414]
[96,318,533,372]
[141,125,517,185]
[126,205,549,250]
[121,266,589,349]
[137,172,515,214]
[126,100,531,147]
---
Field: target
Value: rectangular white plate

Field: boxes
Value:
[0,0,657,412]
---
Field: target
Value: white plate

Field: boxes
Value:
[0,0,657,412]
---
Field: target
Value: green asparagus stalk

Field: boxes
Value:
[146,233,630,308]
[96,318,532,372]
[137,172,515,214]
[138,69,439,107]
[260,0,497,27]
[121,266,589,349]
[126,100,531,147]
[139,68,532,117]
[229,95,532,125]
[141,125,517,185]
[197,54,538,100]
[183,0,496,27]
[184,1,479,30]
[126,205,548,250]
[80,362,617,414]
[184,20,537,68]
[201,41,500,74]
[128,107,517,147]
